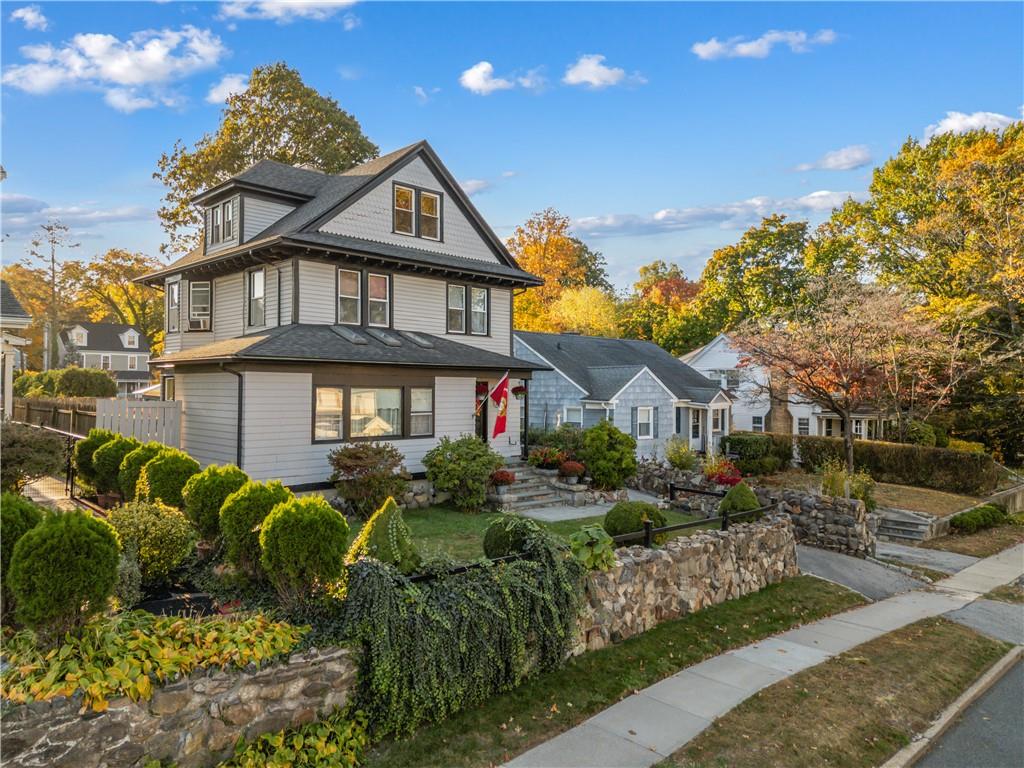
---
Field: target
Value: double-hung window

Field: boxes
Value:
[351,387,402,438]
[393,184,443,240]
[222,201,234,240]
[125,333,138,348]
[189,281,211,331]
[637,406,654,439]
[410,388,434,436]
[798,417,810,436]
[100,354,111,371]
[564,406,583,429]
[447,285,466,333]
[338,269,361,325]
[367,274,390,327]
[167,281,180,333]
[314,387,344,441]
[394,185,415,235]
[419,192,440,240]
[751,415,764,433]
[128,355,138,371]
[210,207,221,244]
[712,409,722,432]
[248,269,265,327]
[470,287,488,335]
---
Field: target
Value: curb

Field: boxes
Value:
[880,645,1023,768]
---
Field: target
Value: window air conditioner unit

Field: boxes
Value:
[189,317,210,331]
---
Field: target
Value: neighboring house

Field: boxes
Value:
[1,279,31,418]
[58,322,152,396]
[514,331,733,458]
[138,141,545,489]
[680,333,889,439]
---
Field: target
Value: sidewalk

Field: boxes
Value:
[506,544,1024,768]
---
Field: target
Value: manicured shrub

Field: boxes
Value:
[794,436,845,474]
[182,464,250,540]
[327,441,409,521]
[1,493,45,616]
[602,501,667,543]
[423,435,504,513]
[92,435,140,495]
[718,481,761,515]
[108,501,195,586]
[73,428,117,487]
[260,495,350,608]
[948,438,986,454]
[528,446,565,469]
[220,480,294,573]
[136,448,200,508]
[8,511,120,638]
[118,441,163,501]
[53,367,117,397]
[482,514,541,559]
[664,436,699,471]
[578,420,637,490]
[721,432,781,475]
[0,422,65,493]
[568,525,617,571]
[905,420,937,447]
[346,497,421,574]
[949,504,1006,535]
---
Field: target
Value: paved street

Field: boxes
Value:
[916,662,1024,768]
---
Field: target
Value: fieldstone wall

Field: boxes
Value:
[577,514,799,652]
[2,646,358,768]
[757,488,877,558]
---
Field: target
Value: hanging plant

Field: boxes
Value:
[511,385,527,400]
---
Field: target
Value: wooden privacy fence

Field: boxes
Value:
[12,398,97,435]
[95,399,181,447]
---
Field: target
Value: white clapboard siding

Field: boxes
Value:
[298,260,337,324]
[95,399,181,446]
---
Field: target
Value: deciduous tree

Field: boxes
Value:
[549,287,619,336]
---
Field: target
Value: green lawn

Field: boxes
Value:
[362,576,864,768]
[351,505,706,564]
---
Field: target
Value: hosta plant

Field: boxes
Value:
[568,525,617,571]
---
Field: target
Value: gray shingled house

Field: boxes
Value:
[58,321,152,396]
[514,332,733,459]
[138,141,546,489]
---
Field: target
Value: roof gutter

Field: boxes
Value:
[219,363,244,468]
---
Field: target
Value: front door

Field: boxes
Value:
[475,381,488,441]
[690,408,702,452]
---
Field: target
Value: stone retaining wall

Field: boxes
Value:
[2,646,358,768]
[757,488,877,558]
[577,514,799,652]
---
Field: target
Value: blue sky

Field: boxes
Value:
[2,1,1021,289]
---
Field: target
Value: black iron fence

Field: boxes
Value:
[12,398,97,435]
[609,503,778,548]
[14,421,87,501]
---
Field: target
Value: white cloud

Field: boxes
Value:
[795,144,872,172]
[9,5,47,31]
[692,29,836,60]
[459,61,514,95]
[562,54,644,89]
[2,25,227,111]
[218,1,357,23]
[924,110,1017,140]
[1,193,153,235]
[342,12,360,31]
[517,67,547,92]
[574,189,865,237]
[413,85,440,104]
[460,179,491,196]
[206,72,248,103]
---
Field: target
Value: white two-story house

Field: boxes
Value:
[680,333,889,440]
[58,322,152,396]
[139,141,545,489]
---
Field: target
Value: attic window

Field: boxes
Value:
[125,333,138,348]
[210,206,222,244]
[420,192,440,240]
[394,185,415,235]
[393,183,443,240]
[223,201,234,239]
[73,330,86,346]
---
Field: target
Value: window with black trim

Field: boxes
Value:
[248,269,265,327]
[420,191,440,240]
[394,185,415,235]
[167,281,180,333]
[162,375,175,402]
[351,387,402,438]
[367,273,390,327]
[798,417,810,436]
[188,281,211,331]
[470,287,488,335]
[447,284,466,333]
[751,415,764,433]
[338,269,361,325]
[223,201,234,239]
[410,388,434,436]
[314,386,344,441]
[393,183,443,241]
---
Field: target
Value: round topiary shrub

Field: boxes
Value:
[181,464,250,541]
[718,481,761,515]
[8,511,120,638]
[73,428,117,487]
[220,480,294,573]
[578,421,637,490]
[260,495,349,608]
[136,448,200,508]
[118,441,164,501]
[1,493,45,616]
[345,497,421,574]
[107,501,195,586]
[602,501,667,543]
[92,435,141,495]
[482,514,541,559]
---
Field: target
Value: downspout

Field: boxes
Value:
[220,363,244,468]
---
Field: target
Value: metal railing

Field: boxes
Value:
[610,504,778,548]
[13,421,87,500]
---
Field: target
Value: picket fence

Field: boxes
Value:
[95,399,181,447]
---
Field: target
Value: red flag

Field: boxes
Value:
[490,372,510,438]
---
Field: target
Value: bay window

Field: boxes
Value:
[351,387,402,438]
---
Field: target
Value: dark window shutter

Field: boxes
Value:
[630,407,638,437]
[653,406,659,438]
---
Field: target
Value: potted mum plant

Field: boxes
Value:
[528,446,565,475]
[559,460,585,485]
[490,469,516,496]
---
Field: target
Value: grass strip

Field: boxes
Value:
[921,524,1024,558]
[665,617,1011,768]
[984,582,1024,604]
[362,575,864,768]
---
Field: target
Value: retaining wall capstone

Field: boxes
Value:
[577,513,799,652]
[1,646,358,768]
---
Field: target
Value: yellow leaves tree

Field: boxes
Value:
[549,287,620,337]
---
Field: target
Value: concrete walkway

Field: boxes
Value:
[797,545,924,600]
[522,490,663,524]
[875,541,981,575]
[506,544,1024,768]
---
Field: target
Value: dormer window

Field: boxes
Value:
[223,201,234,240]
[125,333,138,348]
[211,207,222,244]
[72,329,87,346]
[393,183,442,241]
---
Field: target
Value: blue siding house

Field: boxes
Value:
[514,332,733,459]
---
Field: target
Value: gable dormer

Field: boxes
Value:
[121,329,139,349]
[68,325,88,348]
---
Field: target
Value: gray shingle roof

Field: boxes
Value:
[1,279,29,319]
[515,331,725,404]
[60,322,151,353]
[155,324,548,372]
